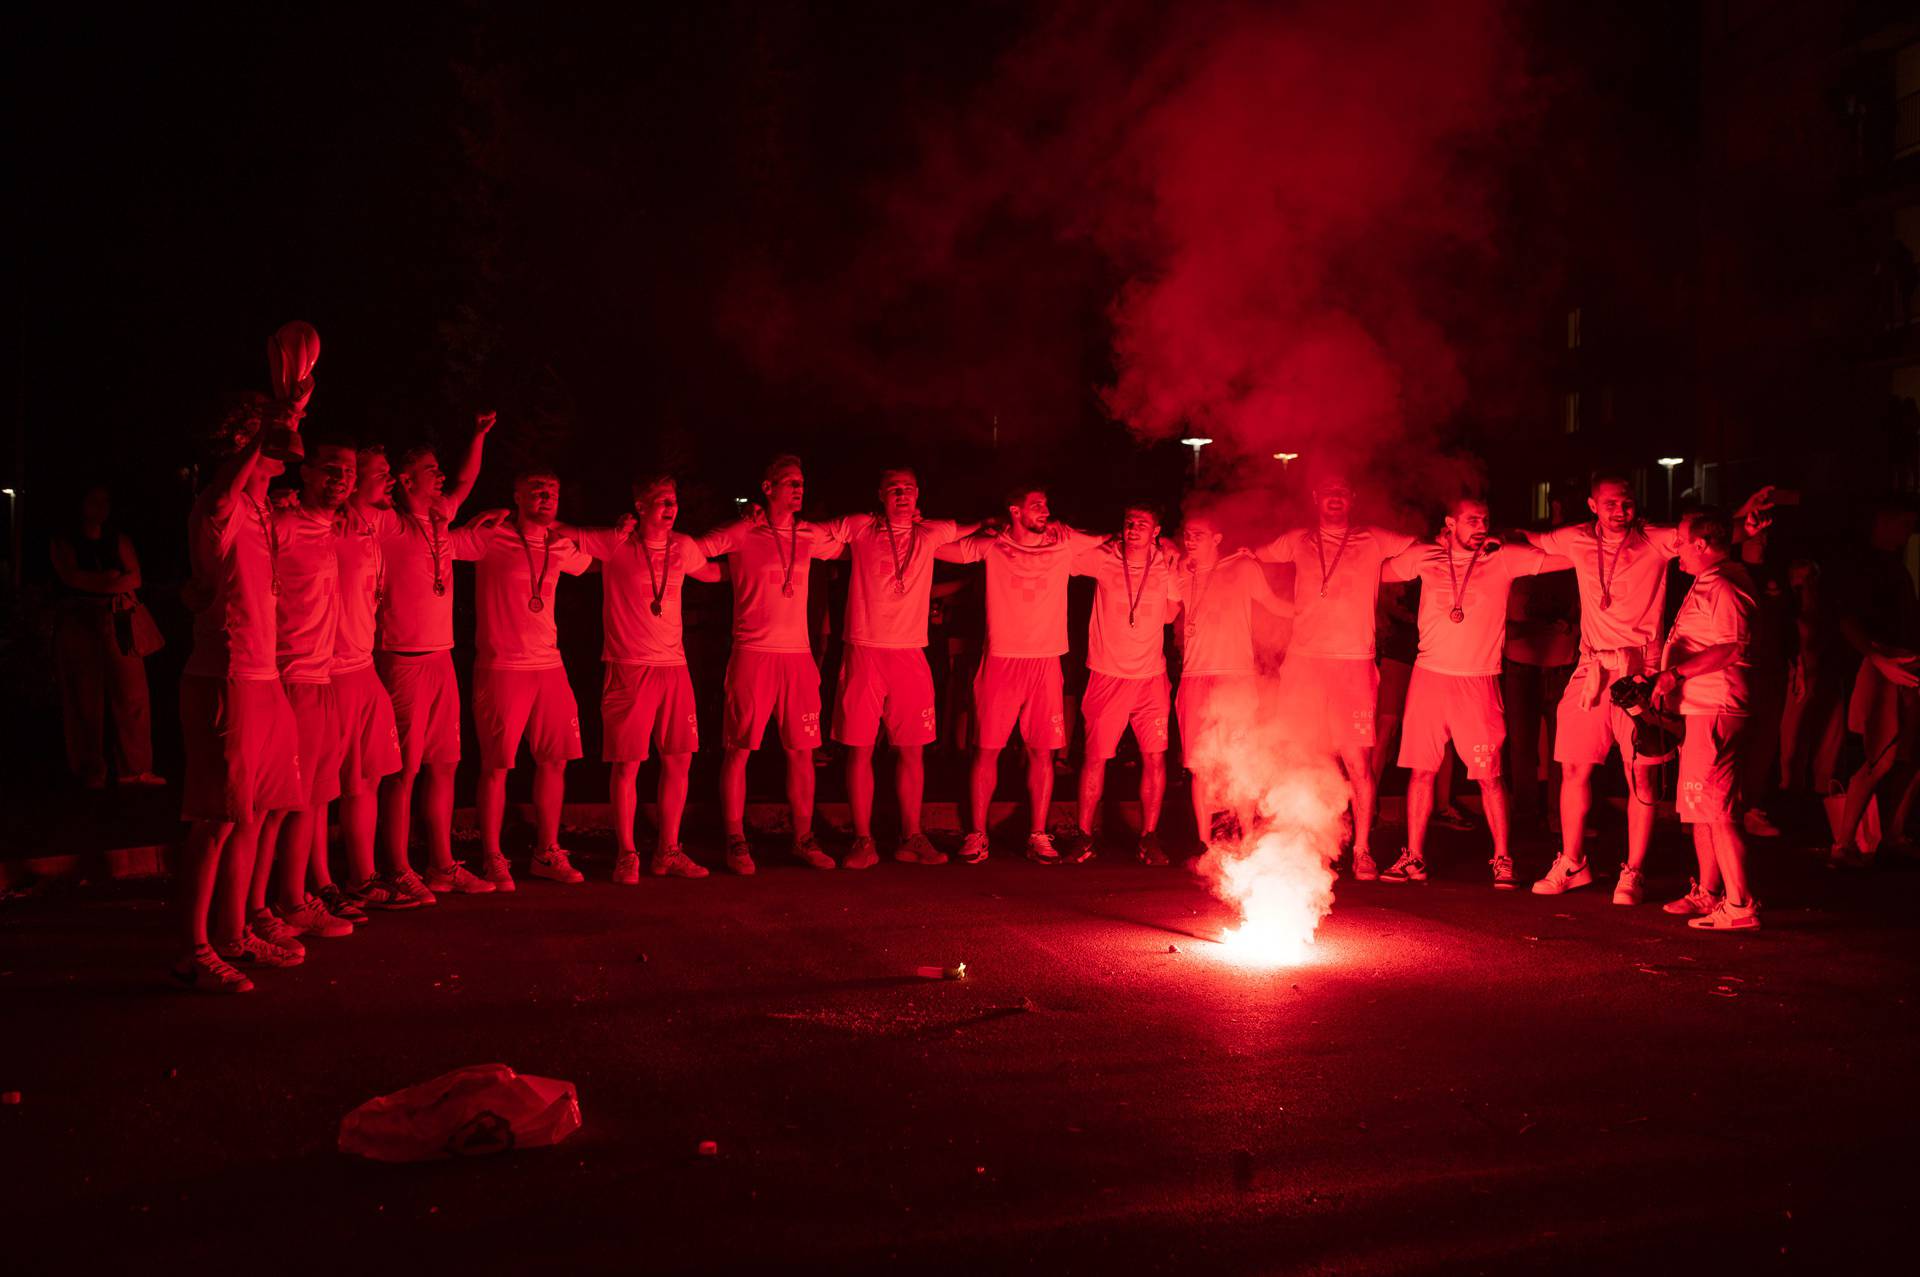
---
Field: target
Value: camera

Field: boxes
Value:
[1608,672,1681,764]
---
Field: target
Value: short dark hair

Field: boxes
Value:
[632,472,676,500]
[356,442,387,463]
[1004,481,1047,510]
[763,454,804,484]
[515,466,560,486]
[1449,492,1489,516]
[1122,500,1161,524]
[1683,507,1733,550]
[397,445,438,471]
[302,434,358,459]
[878,465,917,487]
[1589,469,1633,494]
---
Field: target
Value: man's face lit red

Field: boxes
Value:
[1182,520,1223,562]
[763,466,804,520]
[515,476,560,526]
[397,453,444,511]
[1446,501,1490,551]
[635,482,678,535]
[878,472,919,525]
[1010,492,1050,536]
[1589,482,1635,532]
[302,448,355,512]
[1314,481,1353,525]
[1122,508,1159,550]
[355,453,392,509]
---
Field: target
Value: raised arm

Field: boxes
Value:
[201,418,270,527]
[439,411,496,515]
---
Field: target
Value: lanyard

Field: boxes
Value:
[1444,540,1481,623]
[245,495,280,597]
[516,523,553,613]
[639,534,669,617]
[403,509,447,597]
[1185,560,1215,637]
[774,518,800,598]
[1121,540,1156,627]
[881,516,911,595]
[1595,521,1631,610]
[1314,526,1352,597]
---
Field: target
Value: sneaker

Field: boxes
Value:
[387,869,440,907]
[1380,851,1427,883]
[172,945,253,994]
[481,853,517,892]
[1688,897,1760,931]
[530,846,585,884]
[217,928,304,968]
[1742,808,1782,839]
[651,844,709,879]
[315,882,369,923]
[1433,805,1475,832]
[1662,879,1720,917]
[349,875,419,911]
[1025,832,1061,865]
[1530,855,1592,895]
[248,910,307,956]
[117,771,167,787]
[1825,844,1869,870]
[1137,831,1169,866]
[1055,827,1096,864]
[1350,850,1379,882]
[424,862,492,896]
[1612,866,1645,906]
[958,832,991,865]
[612,852,641,885]
[843,837,880,871]
[792,833,836,871]
[895,833,947,866]
[1489,854,1517,890]
[278,895,355,939]
[725,836,757,876]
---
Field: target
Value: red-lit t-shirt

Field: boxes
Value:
[332,504,382,674]
[272,505,340,684]
[697,518,846,653]
[938,525,1106,658]
[1664,562,1756,715]
[576,528,709,666]
[1384,540,1552,677]
[1075,539,1176,679]
[1256,525,1416,659]
[469,521,592,670]
[828,514,963,649]
[1175,552,1272,677]
[374,507,460,654]
[183,488,280,681]
[1531,521,1681,659]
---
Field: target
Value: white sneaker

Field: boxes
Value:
[1662,878,1720,916]
[1611,866,1645,906]
[1688,897,1760,931]
[958,832,990,865]
[530,846,585,884]
[1531,856,1592,895]
[1350,850,1378,881]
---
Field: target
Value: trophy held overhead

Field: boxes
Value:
[265,320,321,462]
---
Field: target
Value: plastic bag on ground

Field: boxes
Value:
[339,1064,581,1162]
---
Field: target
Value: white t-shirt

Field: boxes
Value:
[828,514,963,649]
[374,507,461,654]
[939,525,1106,658]
[184,488,280,681]
[1076,539,1176,679]
[332,504,382,674]
[1664,562,1756,715]
[697,518,845,653]
[470,521,592,670]
[272,505,341,684]
[576,528,709,666]
[1532,522,1681,659]
[1175,552,1272,677]
[1257,525,1416,659]
[1385,540,1551,677]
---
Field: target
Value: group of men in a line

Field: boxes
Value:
[171,397,1776,995]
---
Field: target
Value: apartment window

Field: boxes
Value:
[1532,481,1551,522]
[1563,390,1580,434]
[1898,43,1920,160]
[1566,306,1582,350]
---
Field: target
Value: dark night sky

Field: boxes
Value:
[11,2,1701,569]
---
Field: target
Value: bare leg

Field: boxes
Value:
[419,762,457,872]
[339,791,378,884]
[785,748,816,837]
[1340,746,1377,857]
[1405,768,1436,861]
[250,811,289,914]
[217,817,266,944]
[610,761,641,853]
[378,767,419,876]
[1559,762,1595,864]
[179,821,231,950]
[1690,823,1724,895]
[1710,820,1751,903]
[720,747,751,837]
[1139,751,1166,833]
[478,766,510,860]
[1076,756,1106,835]
[1624,762,1659,871]
[657,753,692,849]
[1481,776,1512,861]
[275,809,315,910]
[895,744,925,837]
[532,761,566,850]
[846,745,876,838]
[1025,746,1055,833]
[1190,771,1212,843]
[969,747,1001,833]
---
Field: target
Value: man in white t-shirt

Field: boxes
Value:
[574,474,721,882]
[371,415,496,903]
[1653,509,1762,930]
[823,468,973,869]
[1379,497,1569,888]
[1254,467,1416,879]
[1172,508,1291,847]
[697,456,847,874]
[1063,503,1178,864]
[937,485,1105,864]
[460,469,593,889]
[173,396,305,992]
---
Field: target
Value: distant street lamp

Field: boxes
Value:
[1180,436,1213,481]
[1657,457,1684,517]
[1272,451,1299,472]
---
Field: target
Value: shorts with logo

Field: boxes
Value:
[1082,671,1171,760]
[284,680,345,807]
[473,666,584,768]
[180,675,304,824]
[972,654,1067,751]
[1175,673,1259,760]
[724,649,822,751]
[333,664,402,795]
[833,644,937,747]
[1678,712,1747,823]
[376,650,462,769]
[1554,656,1646,766]
[1397,667,1504,777]
[1274,654,1378,751]
[602,661,699,762]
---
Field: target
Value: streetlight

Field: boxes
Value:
[1657,457,1683,517]
[1272,451,1299,471]
[1180,436,1213,481]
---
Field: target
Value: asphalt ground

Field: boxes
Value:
[3,822,1916,1274]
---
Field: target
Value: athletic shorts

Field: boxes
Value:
[832,645,937,747]
[284,680,345,807]
[333,664,402,795]
[1176,673,1259,761]
[1082,671,1171,760]
[724,649,822,751]
[376,650,462,769]
[602,661,698,762]
[180,675,303,824]
[1274,654,1378,751]
[1678,712,1747,823]
[1398,668,1504,777]
[972,654,1067,751]
[473,666,584,768]
[1847,658,1920,766]
[1554,659,1641,766]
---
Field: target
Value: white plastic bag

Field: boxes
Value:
[338,1064,581,1162]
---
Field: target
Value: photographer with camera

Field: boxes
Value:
[1651,509,1761,930]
